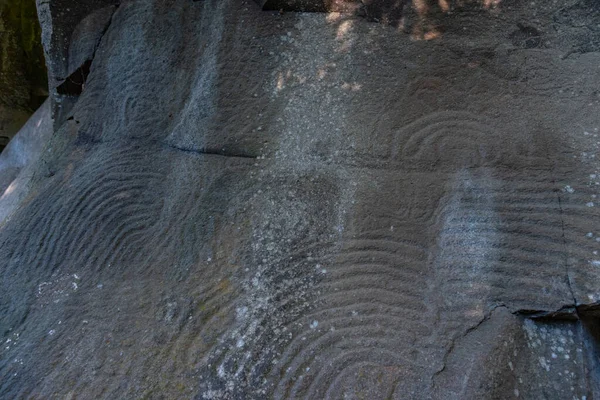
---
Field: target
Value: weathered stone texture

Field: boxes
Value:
[1,0,599,399]
[0,99,52,222]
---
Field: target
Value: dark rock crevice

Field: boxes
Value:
[54,4,118,97]
[581,316,600,395]
[56,59,92,95]
[36,0,119,125]
[163,142,258,159]
[555,188,580,311]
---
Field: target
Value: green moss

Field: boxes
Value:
[0,0,47,117]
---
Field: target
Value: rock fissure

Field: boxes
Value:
[558,192,578,299]
[55,4,118,96]
[510,301,600,321]
[431,304,509,386]
[163,142,258,159]
[56,60,92,95]
[513,305,578,320]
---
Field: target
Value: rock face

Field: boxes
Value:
[1,0,600,398]
[0,99,52,223]
[0,0,47,144]
[34,0,118,125]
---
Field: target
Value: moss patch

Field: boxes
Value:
[0,0,48,138]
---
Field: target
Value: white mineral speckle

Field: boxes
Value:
[236,306,248,320]
[310,320,318,329]
[539,357,550,371]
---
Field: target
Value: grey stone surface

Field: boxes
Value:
[1,0,600,399]
[0,99,53,223]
